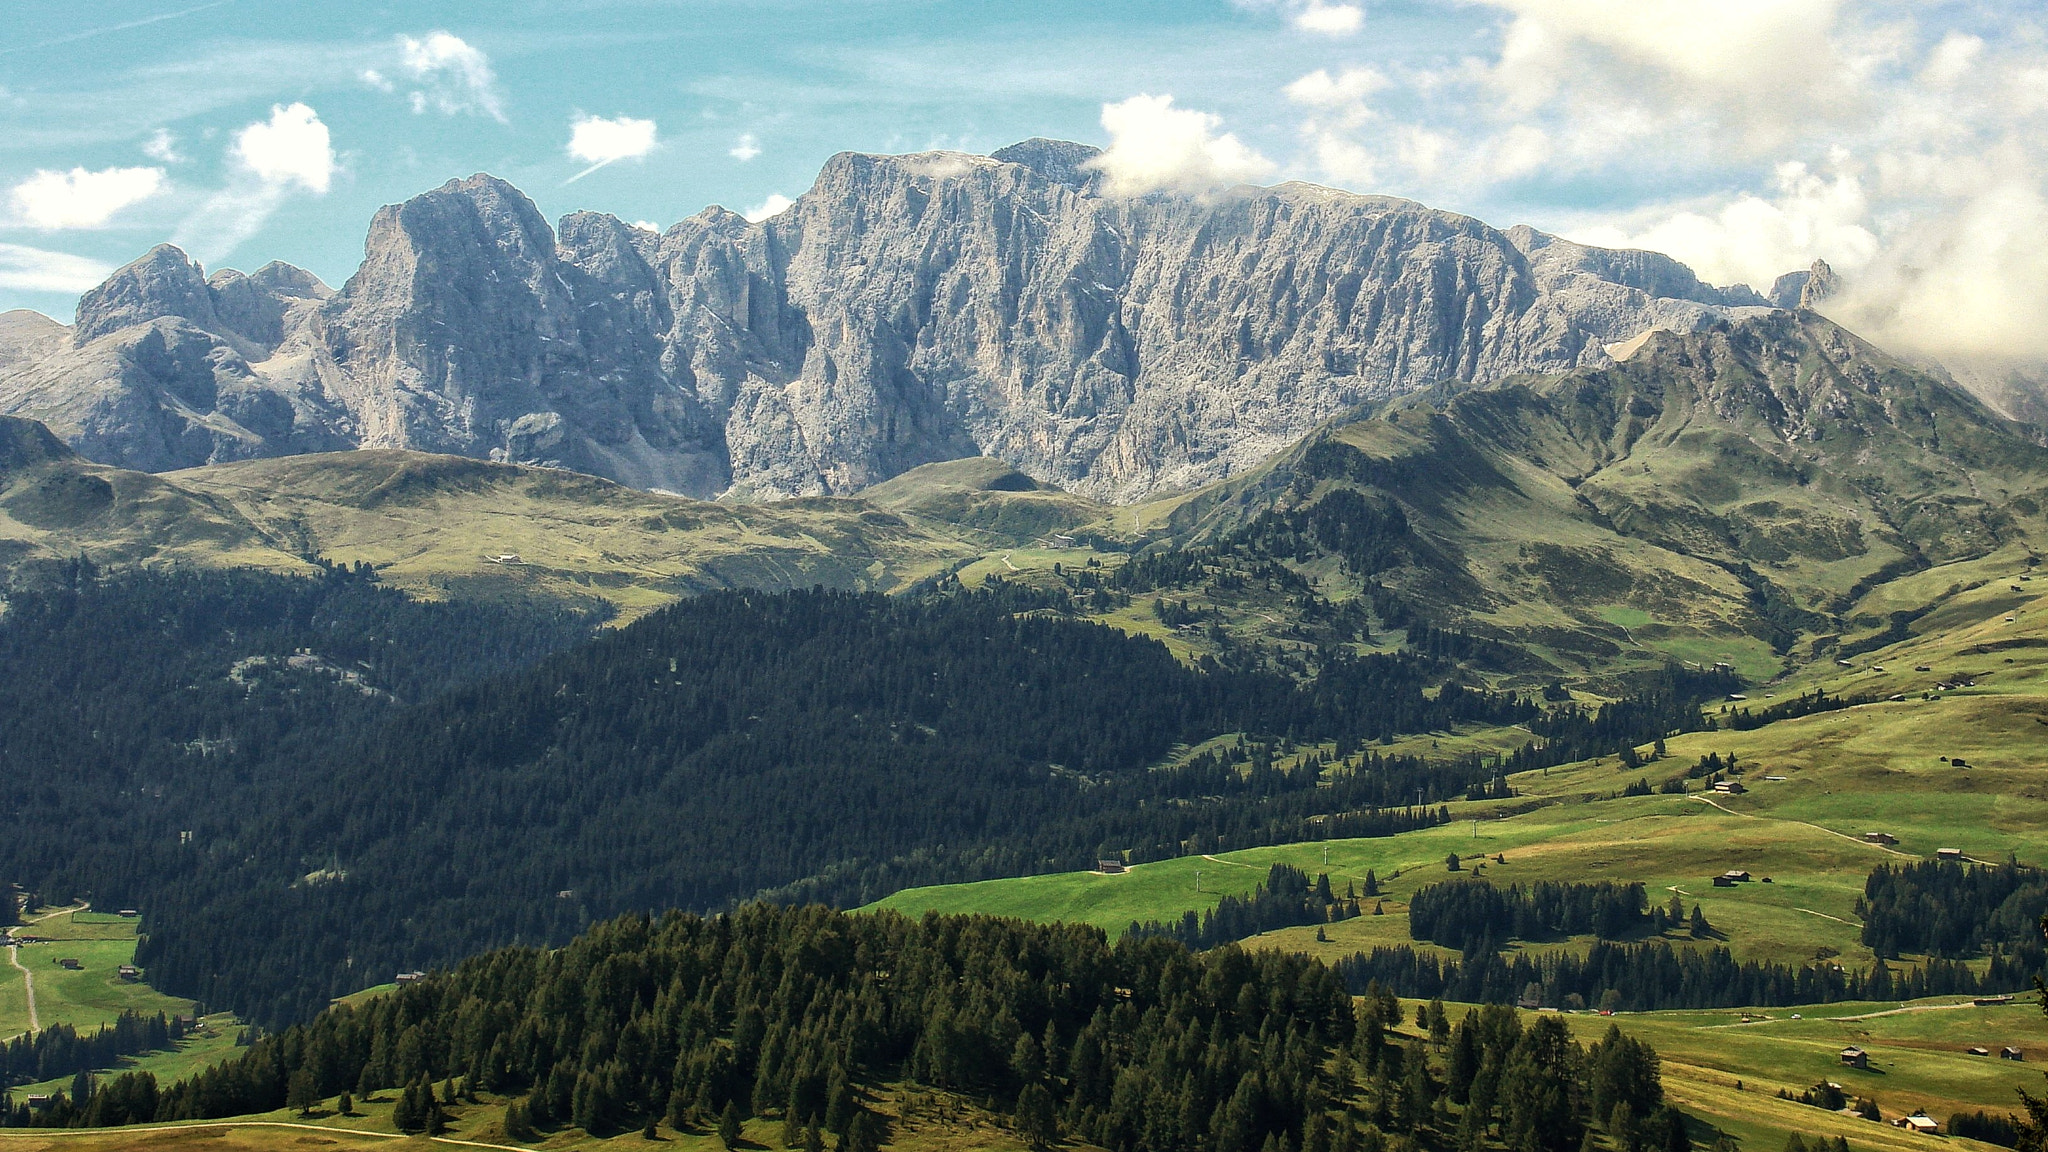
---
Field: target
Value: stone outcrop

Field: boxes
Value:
[1,143,1787,501]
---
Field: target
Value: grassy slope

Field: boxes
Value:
[1,912,197,1040]
[170,452,988,620]
[0,1086,1057,1152]
[871,559,2048,977]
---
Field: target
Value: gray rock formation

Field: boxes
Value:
[1768,258,1840,311]
[1,143,1785,500]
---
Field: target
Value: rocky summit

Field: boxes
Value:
[0,140,1778,501]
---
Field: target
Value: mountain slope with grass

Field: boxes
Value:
[1113,312,2048,681]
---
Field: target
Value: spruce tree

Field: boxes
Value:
[722,1101,745,1150]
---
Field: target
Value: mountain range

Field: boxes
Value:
[0,139,1805,503]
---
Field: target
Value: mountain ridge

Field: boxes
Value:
[0,142,1783,502]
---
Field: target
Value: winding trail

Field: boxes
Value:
[7,946,34,1034]
[2,901,82,1037]
[1687,794,1914,858]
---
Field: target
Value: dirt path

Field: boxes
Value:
[1000,553,1019,571]
[0,1119,526,1150]
[1201,854,1261,869]
[1830,1000,2001,1022]
[7,946,34,1033]
[1796,907,1857,925]
[1688,794,1914,858]
[1,902,79,1037]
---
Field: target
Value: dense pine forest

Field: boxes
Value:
[0,567,1564,1025]
[1406,882,1657,953]
[15,904,1685,1152]
[1857,859,2048,959]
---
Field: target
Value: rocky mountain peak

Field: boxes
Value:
[988,138,1104,188]
[6,150,1816,501]
[248,261,333,300]
[72,244,221,347]
[1799,259,1841,309]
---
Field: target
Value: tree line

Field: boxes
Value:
[1127,864,1363,952]
[1858,859,2048,960]
[0,1011,182,1088]
[9,903,1691,1152]
[1406,882,1653,952]
[1333,939,2036,1012]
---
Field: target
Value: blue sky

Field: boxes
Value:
[3,1,2044,363]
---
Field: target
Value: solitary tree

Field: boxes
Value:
[287,1065,320,1117]
[337,1092,354,1117]
[722,1101,745,1150]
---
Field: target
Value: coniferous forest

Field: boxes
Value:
[15,903,1678,1152]
[0,568,1556,1025]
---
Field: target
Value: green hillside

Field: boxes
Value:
[1081,313,2048,683]
[871,553,2048,979]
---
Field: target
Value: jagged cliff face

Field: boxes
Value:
[0,141,1777,500]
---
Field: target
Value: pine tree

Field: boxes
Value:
[337,1092,354,1117]
[722,1101,745,1150]
[393,1082,420,1132]
[1018,1082,1058,1150]
[504,1098,538,1141]
[806,1121,826,1152]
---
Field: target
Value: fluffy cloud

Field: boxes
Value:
[0,242,115,293]
[396,31,506,121]
[744,193,794,223]
[173,103,336,263]
[730,133,761,162]
[231,102,335,193]
[1569,161,1880,291]
[1235,0,1363,36]
[1293,2,1362,35]
[566,114,658,182]
[9,166,165,229]
[1088,94,1275,197]
[1279,2,2048,362]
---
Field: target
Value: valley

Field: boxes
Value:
[0,154,2044,1152]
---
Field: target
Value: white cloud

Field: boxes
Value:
[231,102,334,193]
[1285,67,1389,109]
[9,166,166,229]
[142,128,183,163]
[1269,2,2048,363]
[396,31,506,122]
[632,220,664,233]
[744,193,794,223]
[730,133,761,162]
[1569,161,1880,290]
[359,68,393,92]
[566,114,658,182]
[173,103,335,263]
[1087,94,1275,197]
[1293,1,1362,35]
[0,242,114,293]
